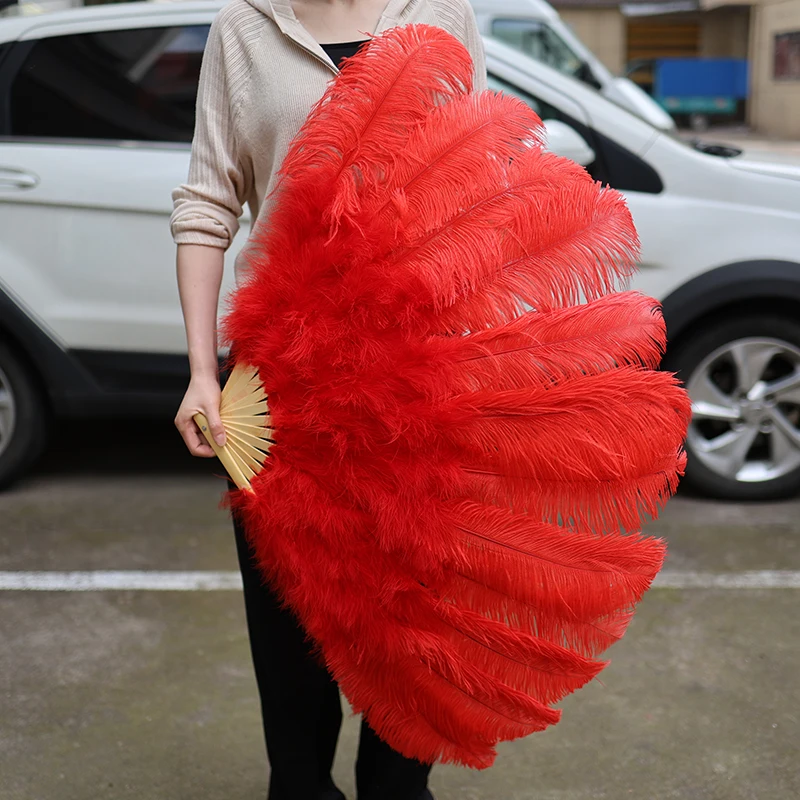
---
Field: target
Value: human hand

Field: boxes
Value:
[175,374,226,457]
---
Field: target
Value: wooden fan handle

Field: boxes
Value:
[193,412,253,493]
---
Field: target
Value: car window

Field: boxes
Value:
[9,24,209,144]
[491,19,586,80]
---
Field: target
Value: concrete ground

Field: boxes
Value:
[1,420,799,800]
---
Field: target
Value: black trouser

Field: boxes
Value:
[233,510,434,800]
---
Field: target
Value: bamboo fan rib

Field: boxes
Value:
[193,362,273,492]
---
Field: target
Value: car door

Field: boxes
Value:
[0,11,241,378]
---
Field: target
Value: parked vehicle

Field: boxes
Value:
[1,1,799,499]
[470,0,676,131]
[654,57,749,132]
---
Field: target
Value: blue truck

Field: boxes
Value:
[653,57,749,130]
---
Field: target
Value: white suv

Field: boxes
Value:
[1,2,800,500]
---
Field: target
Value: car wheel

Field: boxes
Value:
[665,315,800,500]
[0,340,48,489]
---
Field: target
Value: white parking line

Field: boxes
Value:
[654,570,800,589]
[0,571,243,591]
[0,570,799,591]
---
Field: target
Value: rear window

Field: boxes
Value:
[9,24,209,144]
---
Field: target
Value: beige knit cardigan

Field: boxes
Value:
[170,0,488,281]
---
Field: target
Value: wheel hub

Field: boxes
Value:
[0,363,17,460]
[738,399,768,425]
[686,337,800,484]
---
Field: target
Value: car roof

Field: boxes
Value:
[0,0,613,113]
[470,0,559,21]
[0,0,650,142]
[0,0,224,43]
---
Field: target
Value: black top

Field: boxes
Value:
[321,40,369,70]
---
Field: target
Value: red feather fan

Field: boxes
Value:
[223,25,690,769]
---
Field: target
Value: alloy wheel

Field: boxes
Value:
[686,337,800,483]
[0,362,16,460]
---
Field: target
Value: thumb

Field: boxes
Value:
[205,407,226,447]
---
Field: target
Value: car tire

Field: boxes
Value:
[0,340,49,489]
[665,315,800,501]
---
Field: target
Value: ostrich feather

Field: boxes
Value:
[361,146,639,327]
[222,25,690,769]
[451,368,690,533]
[278,24,474,230]
[448,291,666,391]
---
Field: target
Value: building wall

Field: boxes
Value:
[559,8,626,75]
[749,0,800,136]
[701,7,751,58]
[557,7,749,79]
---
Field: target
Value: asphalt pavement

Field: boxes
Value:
[1,419,798,800]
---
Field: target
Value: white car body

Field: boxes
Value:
[470,0,677,131]
[0,1,799,496]
[482,38,800,299]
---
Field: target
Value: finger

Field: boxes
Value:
[176,415,215,458]
[205,407,227,447]
[189,417,217,457]
[193,443,216,458]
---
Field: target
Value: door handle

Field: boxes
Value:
[0,168,40,190]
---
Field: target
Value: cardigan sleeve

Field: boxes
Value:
[170,14,252,250]
[462,0,488,92]
[430,0,488,93]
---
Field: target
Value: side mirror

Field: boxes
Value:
[574,61,603,90]
[542,119,595,167]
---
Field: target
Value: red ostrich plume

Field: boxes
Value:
[222,24,690,769]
